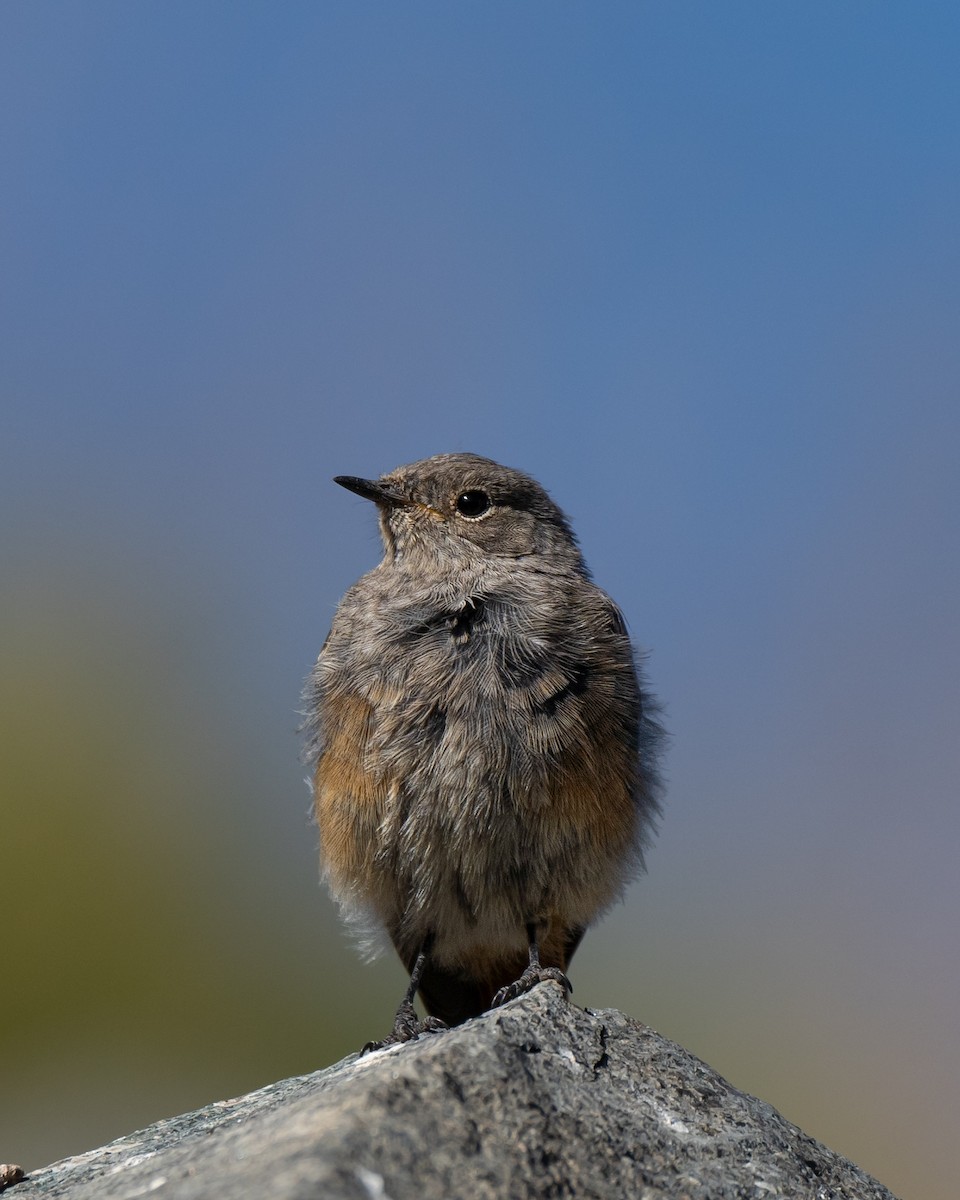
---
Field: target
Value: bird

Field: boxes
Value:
[303,452,664,1047]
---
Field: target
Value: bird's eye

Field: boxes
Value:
[455,490,491,518]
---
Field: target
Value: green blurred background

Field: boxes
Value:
[2,6,958,1199]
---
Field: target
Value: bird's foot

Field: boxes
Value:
[360,1001,447,1054]
[491,965,572,1009]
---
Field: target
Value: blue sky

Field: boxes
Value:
[2,6,958,1197]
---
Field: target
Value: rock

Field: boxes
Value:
[0,1166,25,1192]
[9,985,897,1199]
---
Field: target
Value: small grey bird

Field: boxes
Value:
[304,453,664,1047]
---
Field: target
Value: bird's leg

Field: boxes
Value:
[491,921,573,1009]
[361,933,448,1053]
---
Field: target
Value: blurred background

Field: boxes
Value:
[1,4,957,1197]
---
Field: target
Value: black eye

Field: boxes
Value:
[455,490,491,518]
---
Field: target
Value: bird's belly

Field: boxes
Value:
[316,615,639,968]
[373,726,626,967]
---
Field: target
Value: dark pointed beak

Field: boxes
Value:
[334,475,408,507]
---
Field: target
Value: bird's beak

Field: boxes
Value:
[334,475,410,507]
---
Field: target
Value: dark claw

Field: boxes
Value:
[360,1002,448,1053]
[491,965,572,1009]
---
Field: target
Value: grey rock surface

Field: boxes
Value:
[11,985,897,1199]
